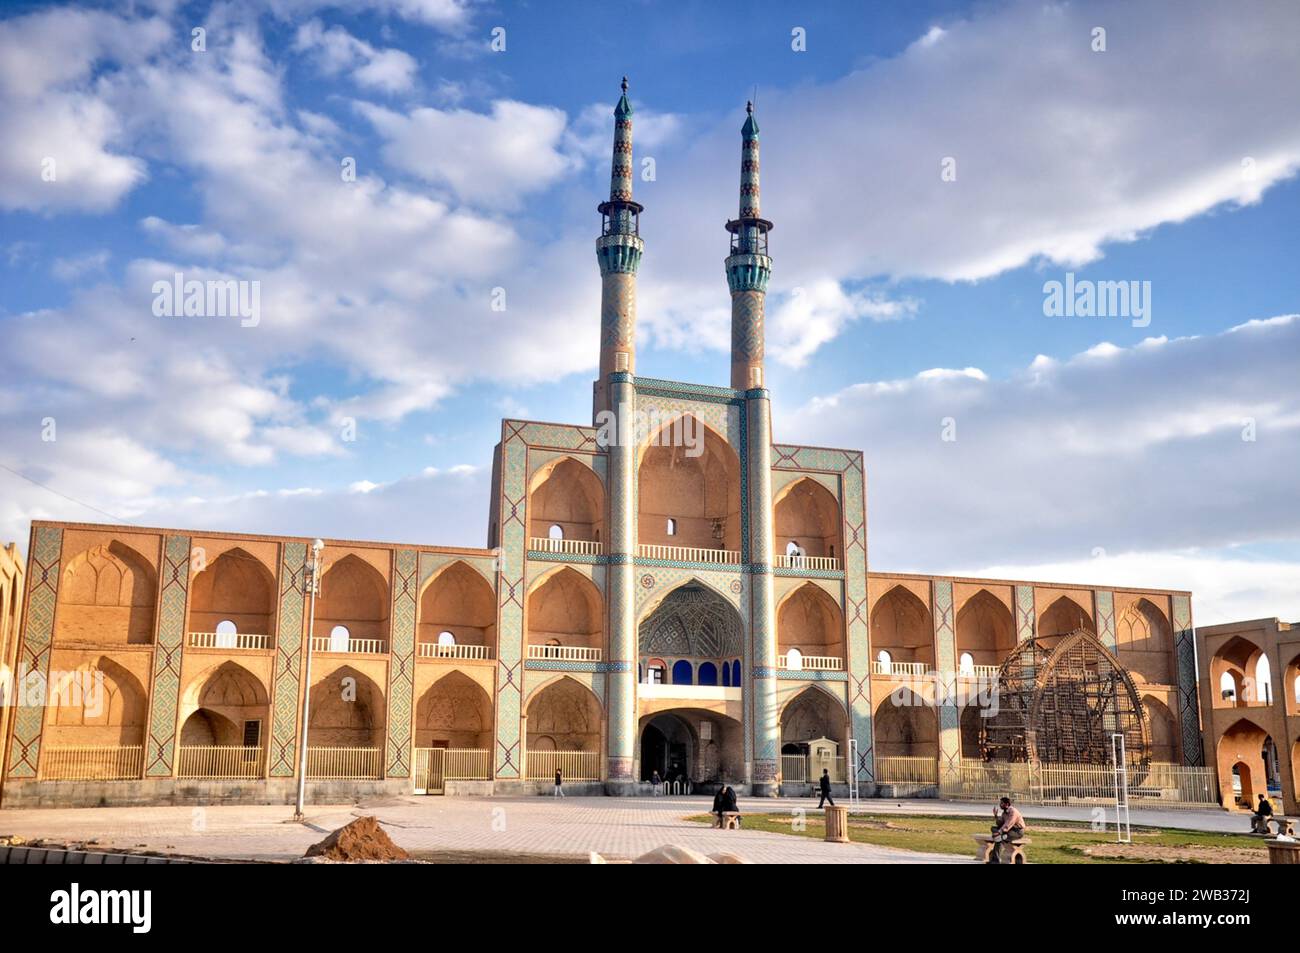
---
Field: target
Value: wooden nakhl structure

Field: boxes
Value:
[980,628,1149,767]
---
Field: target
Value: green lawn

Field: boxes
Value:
[686,811,1269,864]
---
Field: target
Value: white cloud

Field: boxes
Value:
[767,280,916,367]
[293,19,418,93]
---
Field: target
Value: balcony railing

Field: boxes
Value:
[417,642,494,660]
[526,644,603,662]
[958,664,1001,680]
[638,543,741,565]
[41,745,142,781]
[526,749,602,781]
[528,537,603,556]
[306,746,383,780]
[773,554,841,571]
[177,745,264,779]
[777,654,844,671]
[188,631,273,650]
[309,636,387,655]
[870,660,930,677]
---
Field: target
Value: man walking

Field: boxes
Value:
[553,767,565,797]
[817,768,835,808]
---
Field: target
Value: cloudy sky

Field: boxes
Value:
[1,0,1297,625]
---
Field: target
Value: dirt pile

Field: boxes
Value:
[304,816,409,862]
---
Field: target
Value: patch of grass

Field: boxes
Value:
[685,812,1268,864]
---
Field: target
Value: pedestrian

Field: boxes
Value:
[553,767,565,797]
[651,769,662,796]
[816,767,835,808]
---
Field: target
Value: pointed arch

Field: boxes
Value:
[638,581,743,660]
[46,656,148,746]
[528,456,605,544]
[525,675,602,752]
[314,554,389,644]
[188,547,275,638]
[418,559,497,652]
[777,582,845,660]
[870,584,934,669]
[57,541,157,644]
[526,566,603,651]
[308,664,386,747]
[1216,717,1271,809]
[637,414,742,552]
[780,684,850,752]
[955,588,1015,667]
[773,477,842,560]
[1210,635,1267,707]
[1117,598,1173,684]
[415,670,493,748]
[873,687,938,758]
[1142,695,1179,763]
[1037,595,1095,646]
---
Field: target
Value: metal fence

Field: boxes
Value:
[177,745,264,779]
[41,745,142,780]
[526,750,601,781]
[941,760,1219,809]
[305,746,383,780]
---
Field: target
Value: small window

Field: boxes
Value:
[437,631,456,645]
[329,624,350,651]
[215,619,237,648]
[876,649,892,673]
[959,652,975,675]
[785,648,803,671]
[666,518,677,536]
[548,524,564,540]
[242,719,261,748]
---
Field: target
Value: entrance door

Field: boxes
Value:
[414,747,447,795]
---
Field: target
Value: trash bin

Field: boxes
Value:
[824,804,850,843]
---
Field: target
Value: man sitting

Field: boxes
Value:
[1251,793,1274,834]
[988,796,1026,863]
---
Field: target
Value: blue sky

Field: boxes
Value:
[1,0,1298,624]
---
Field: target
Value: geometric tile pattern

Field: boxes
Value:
[145,535,190,777]
[6,525,62,778]
[775,670,849,682]
[385,548,417,779]
[1014,585,1035,643]
[1171,594,1204,767]
[1095,590,1116,651]
[932,580,961,786]
[269,542,307,777]
[772,443,872,783]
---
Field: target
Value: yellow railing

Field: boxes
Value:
[526,749,602,781]
[177,745,264,779]
[870,660,930,676]
[875,755,939,785]
[529,537,603,556]
[943,760,1219,808]
[637,544,741,565]
[309,636,387,655]
[958,664,1001,679]
[526,644,603,662]
[780,755,848,784]
[306,746,383,780]
[41,745,142,780]
[773,554,841,571]
[417,642,493,660]
[778,653,844,671]
[188,631,272,650]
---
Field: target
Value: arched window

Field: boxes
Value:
[215,619,238,649]
[785,647,803,671]
[722,661,731,687]
[1219,670,1237,700]
[548,524,564,541]
[1255,656,1272,704]
[958,651,975,675]
[1294,673,1300,704]
[437,630,456,645]
[646,659,666,684]
[876,649,892,673]
[732,660,741,686]
[698,662,718,686]
[329,624,350,652]
[671,660,693,685]
[666,518,677,536]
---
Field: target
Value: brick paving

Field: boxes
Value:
[0,795,1237,863]
[0,796,963,863]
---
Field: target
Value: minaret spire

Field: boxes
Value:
[726,100,773,391]
[595,75,644,401]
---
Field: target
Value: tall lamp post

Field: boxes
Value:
[293,538,325,821]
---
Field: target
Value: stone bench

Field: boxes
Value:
[973,834,1031,864]
[1252,815,1297,836]
[713,812,742,830]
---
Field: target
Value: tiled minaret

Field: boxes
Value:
[727,102,780,794]
[598,77,642,792]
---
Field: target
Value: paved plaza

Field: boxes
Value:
[0,796,1237,863]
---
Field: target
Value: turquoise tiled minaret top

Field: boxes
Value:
[597,76,644,277]
[726,101,772,294]
[610,76,634,203]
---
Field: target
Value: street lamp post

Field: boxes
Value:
[293,538,325,822]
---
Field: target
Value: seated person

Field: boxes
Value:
[988,796,1026,861]
[1251,794,1274,833]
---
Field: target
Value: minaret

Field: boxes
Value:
[598,78,641,793]
[725,101,772,391]
[595,76,644,413]
[727,102,780,795]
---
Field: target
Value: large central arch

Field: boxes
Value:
[637,416,741,552]
[636,708,743,784]
[638,583,743,685]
